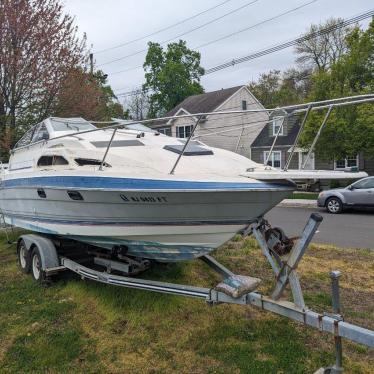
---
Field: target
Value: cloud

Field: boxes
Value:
[63,0,372,94]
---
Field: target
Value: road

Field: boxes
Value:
[265,206,374,249]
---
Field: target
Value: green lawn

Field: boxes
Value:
[291,192,319,200]
[0,233,373,373]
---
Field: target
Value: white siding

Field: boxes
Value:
[169,87,268,159]
[170,115,196,137]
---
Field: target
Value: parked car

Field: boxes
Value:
[317,176,374,213]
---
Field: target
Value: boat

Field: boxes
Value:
[0,94,370,262]
[0,117,296,261]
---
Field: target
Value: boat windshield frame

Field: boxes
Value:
[51,120,97,132]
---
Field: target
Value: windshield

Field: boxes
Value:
[51,119,96,132]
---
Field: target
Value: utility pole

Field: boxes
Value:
[89,53,94,75]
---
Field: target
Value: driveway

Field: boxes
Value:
[265,206,374,250]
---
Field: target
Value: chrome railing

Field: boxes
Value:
[10,94,374,174]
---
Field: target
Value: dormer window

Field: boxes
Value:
[176,125,193,138]
[272,117,284,136]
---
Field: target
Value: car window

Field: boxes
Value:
[353,178,374,189]
[363,178,374,189]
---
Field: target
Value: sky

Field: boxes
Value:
[63,0,373,101]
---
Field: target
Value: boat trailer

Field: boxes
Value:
[6,213,374,373]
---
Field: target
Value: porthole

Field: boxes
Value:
[67,191,83,201]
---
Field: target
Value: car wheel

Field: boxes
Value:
[326,197,343,214]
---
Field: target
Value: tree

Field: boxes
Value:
[54,69,125,121]
[295,18,351,71]
[300,19,374,159]
[124,89,150,120]
[248,69,311,108]
[143,40,204,117]
[0,0,85,146]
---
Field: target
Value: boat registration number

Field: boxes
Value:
[120,194,168,203]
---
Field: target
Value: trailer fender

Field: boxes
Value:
[19,234,59,270]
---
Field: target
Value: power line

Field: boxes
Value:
[98,0,260,67]
[115,8,374,98]
[94,0,234,54]
[108,0,317,75]
[205,9,374,74]
[196,0,317,49]
[110,65,143,76]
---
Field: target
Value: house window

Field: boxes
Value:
[334,156,359,170]
[158,127,172,136]
[242,100,247,110]
[264,151,281,169]
[272,117,284,136]
[176,125,193,138]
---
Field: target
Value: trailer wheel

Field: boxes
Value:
[31,248,48,284]
[17,239,31,273]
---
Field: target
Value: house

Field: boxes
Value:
[150,85,268,158]
[250,111,374,188]
[251,111,308,170]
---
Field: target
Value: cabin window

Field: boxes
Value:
[176,125,193,138]
[158,127,172,136]
[37,155,69,167]
[334,156,358,170]
[75,158,111,167]
[272,117,284,136]
[242,100,247,110]
[264,151,281,169]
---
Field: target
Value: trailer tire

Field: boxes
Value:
[31,247,48,284]
[17,239,31,273]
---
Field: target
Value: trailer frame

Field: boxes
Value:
[9,213,374,373]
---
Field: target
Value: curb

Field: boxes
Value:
[278,199,318,208]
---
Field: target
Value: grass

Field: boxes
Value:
[291,192,319,200]
[0,233,373,373]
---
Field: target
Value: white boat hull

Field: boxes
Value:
[0,175,293,261]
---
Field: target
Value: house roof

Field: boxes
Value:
[165,85,244,117]
[251,119,301,148]
[150,85,245,128]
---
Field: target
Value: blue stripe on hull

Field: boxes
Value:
[2,175,292,191]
